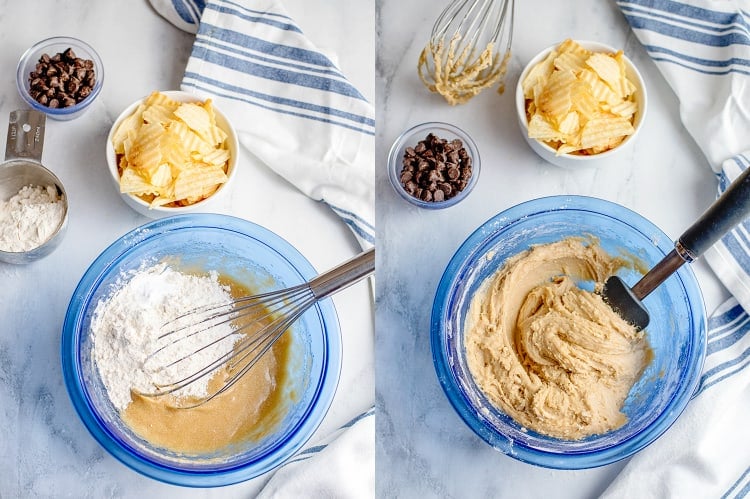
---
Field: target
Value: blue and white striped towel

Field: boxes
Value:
[602,2,750,498]
[153,0,375,249]
[150,1,374,496]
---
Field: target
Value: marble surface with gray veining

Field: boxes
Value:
[375,0,729,497]
[0,1,373,497]
[0,0,736,496]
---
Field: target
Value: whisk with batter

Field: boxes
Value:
[139,248,375,408]
[418,0,515,105]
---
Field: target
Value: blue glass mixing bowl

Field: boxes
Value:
[61,214,342,486]
[431,196,707,469]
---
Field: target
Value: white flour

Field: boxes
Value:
[91,262,240,411]
[0,184,65,252]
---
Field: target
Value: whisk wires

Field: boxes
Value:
[140,283,313,409]
[418,0,514,105]
[136,248,375,409]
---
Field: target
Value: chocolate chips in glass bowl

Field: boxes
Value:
[388,122,480,209]
[399,133,473,203]
[28,48,96,109]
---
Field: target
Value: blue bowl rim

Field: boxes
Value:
[16,35,104,117]
[61,213,342,487]
[430,195,707,469]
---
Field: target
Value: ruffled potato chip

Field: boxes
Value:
[537,69,577,125]
[585,53,624,97]
[580,117,634,150]
[111,91,231,208]
[111,103,145,155]
[522,39,639,156]
[173,165,227,202]
[527,113,567,142]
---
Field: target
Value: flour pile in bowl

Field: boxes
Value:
[0,184,65,252]
[89,260,293,454]
[90,262,239,411]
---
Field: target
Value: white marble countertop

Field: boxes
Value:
[375,0,730,497]
[0,0,736,496]
[0,0,373,496]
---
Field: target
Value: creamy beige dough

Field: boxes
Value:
[417,35,511,105]
[123,334,290,454]
[465,237,651,440]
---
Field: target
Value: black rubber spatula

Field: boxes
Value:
[603,166,750,331]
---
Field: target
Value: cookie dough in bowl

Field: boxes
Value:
[431,196,706,469]
[465,237,651,440]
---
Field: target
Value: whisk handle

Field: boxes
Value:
[309,247,375,300]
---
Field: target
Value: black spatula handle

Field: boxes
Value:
[679,166,750,260]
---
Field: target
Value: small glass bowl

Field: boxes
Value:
[16,36,104,121]
[431,196,706,469]
[61,214,342,486]
[387,122,480,209]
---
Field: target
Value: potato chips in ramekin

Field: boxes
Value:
[106,90,239,218]
[515,40,647,169]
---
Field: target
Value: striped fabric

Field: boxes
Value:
[707,153,750,315]
[159,0,375,248]
[148,2,375,495]
[603,2,750,498]
[150,0,206,33]
[724,467,750,499]
[695,298,750,399]
[616,0,750,168]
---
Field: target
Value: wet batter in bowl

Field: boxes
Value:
[92,264,292,454]
[123,333,291,454]
[465,237,651,440]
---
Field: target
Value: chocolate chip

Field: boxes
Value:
[398,132,473,203]
[27,47,96,109]
[62,47,77,60]
[438,182,453,196]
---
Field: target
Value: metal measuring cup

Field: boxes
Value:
[0,109,68,264]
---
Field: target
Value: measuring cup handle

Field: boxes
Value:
[678,166,750,259]
[5,109,46,163]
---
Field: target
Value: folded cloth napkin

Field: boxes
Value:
[151,0,375,249]
[602,2,750,498]
[257,407,375,498]
[149,0,206,33]
[150,0,375,496]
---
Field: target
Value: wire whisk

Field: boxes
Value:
[418,0,515,105]
[139,248,375,408]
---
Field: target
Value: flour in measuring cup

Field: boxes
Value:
[0,184,64,252]
[91,263,240,411]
